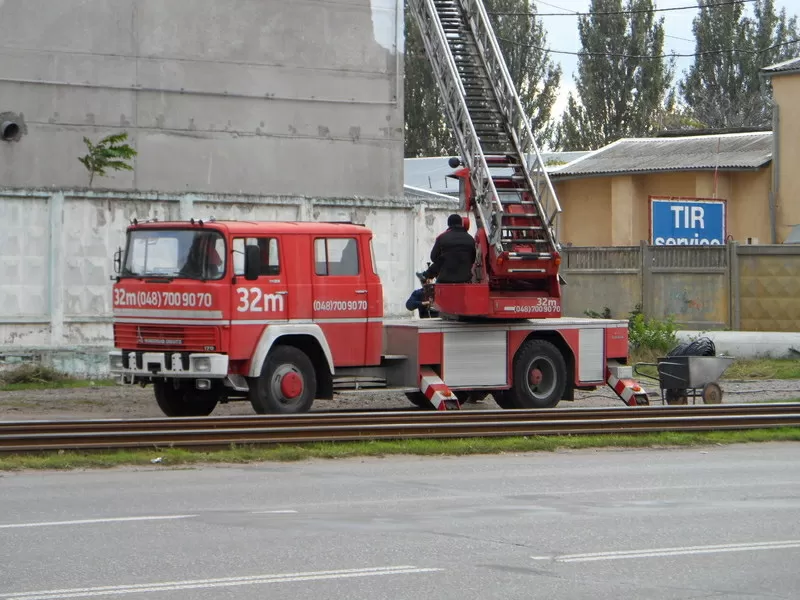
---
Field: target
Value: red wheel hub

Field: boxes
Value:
[529,368,543,386]
[280,372,303,399]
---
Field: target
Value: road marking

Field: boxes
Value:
[251,509,298,514]
[533,540,800,563]
[0,566,442,600]
[0,515,197,530]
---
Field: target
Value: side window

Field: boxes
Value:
[369,238,378,275]
[232,237,281,277]
[315,237,359,276]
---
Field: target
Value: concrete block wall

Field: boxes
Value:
[0,188,458,363]
[0,0,404,198]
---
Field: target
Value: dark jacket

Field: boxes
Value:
[425,226,476,284]
[405,288,438,318]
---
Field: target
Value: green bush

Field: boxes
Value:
[627,310,678,353]
[584,303,678,354]
[0,364,73,385]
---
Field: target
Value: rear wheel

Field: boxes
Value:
[249,346,317,414]
[506,339,568,409]
[153,381,219,417]
[702,382,723,404]
[492,390,518,409]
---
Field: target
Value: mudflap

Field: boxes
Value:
[419,367,461,410]
[606,361,650,406]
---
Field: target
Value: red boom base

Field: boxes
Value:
[433,283,561,319]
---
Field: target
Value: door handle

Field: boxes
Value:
[355,290,367,294]
[275,291,288,295]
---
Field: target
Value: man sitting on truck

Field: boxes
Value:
[405,275,438,319]
[418,214,476,284]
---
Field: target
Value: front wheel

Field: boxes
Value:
[153,381,219,417]
[249,346,317,414]
[507,339,568,409]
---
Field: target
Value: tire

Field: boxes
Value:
[492,390,518,410]
[507,339,568,409]
[249,346,317,414]
[405,392,434,410]
[702,382,723,404]
[153,381,219,417]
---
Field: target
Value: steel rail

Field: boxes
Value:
[0,403,798,433]
[1,404,799,453]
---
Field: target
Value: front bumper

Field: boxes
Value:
[109,350,229,379]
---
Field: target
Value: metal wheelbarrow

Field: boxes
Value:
[633,355,736,405]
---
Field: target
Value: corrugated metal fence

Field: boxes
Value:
[562,242,800,331]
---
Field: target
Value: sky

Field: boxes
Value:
[540,0,798,118]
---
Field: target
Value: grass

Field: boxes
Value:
[0,379,116,392]
[0,364,114,392]
[1,428,800,471]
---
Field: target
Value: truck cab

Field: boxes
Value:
[109,219,383,416]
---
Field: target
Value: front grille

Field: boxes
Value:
[114,323,219,352]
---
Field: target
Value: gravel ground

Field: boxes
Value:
[0,378,797,421]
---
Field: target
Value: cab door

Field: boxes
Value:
[230,236,289,361]
[311,235,368,366]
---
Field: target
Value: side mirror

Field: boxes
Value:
[244,244,261,281]
[113,247,122,274]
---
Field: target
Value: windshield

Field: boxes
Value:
[121,229,226,280]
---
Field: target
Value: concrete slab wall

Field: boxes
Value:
[0,0,404,198]
[0,188,457,355]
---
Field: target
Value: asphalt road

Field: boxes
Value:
[1,444,799,599]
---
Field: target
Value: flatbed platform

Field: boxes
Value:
[382,317,628,330]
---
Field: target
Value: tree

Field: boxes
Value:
[679,0,800,129]
[78,132,137,187]
[404,0,562,157]
[554,0,674,151]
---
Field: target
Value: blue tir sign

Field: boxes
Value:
[650,198,726,246]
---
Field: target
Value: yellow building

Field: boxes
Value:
[762,56,800,244]
[549,56,800,247]
[550,131,773,247]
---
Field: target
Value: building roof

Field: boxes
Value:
[403,184,458,202]
[405,151,589,196]
[762,56,800,75]
[549,131,773,179]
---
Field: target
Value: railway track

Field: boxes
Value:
[1,403,799,453]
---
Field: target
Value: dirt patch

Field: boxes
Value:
[1,378,794,421]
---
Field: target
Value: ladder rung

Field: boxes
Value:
[507,253,554,260]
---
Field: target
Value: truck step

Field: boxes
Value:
[333,386,420,396]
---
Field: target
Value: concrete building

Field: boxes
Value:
[0,0,405,199]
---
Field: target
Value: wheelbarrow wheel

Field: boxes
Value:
[665,389,688,405]
[702,382,723,404]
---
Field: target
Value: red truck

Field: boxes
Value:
[108,217,647,416]
[109,0,650,414]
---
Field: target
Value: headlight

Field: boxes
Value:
[110,354,124,369]
[194,357,211,372]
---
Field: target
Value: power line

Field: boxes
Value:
[488,0,755,18]
[494,36,800,58]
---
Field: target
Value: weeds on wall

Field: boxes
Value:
[78,132,137,187]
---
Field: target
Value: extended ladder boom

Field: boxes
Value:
[407,0,562,271]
